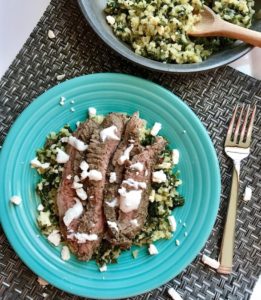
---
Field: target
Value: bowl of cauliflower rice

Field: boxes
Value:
[78,0,261,72]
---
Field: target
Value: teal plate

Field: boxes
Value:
[0,73,220,299]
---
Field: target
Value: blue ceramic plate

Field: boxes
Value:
[0,73,220,299]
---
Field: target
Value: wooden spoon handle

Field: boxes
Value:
[216,20,261,47]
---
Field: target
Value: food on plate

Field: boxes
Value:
[31,109,184,268]
[105,0,255,64]
[10,195,22,205]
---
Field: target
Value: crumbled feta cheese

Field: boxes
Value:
[61,137,69,143]
[130,162,144,172]
[73,232,98,243]
[145,170,148,176]
[88,169,102,181]
[99,264,107,272]
[122,178,147,190]
[47,230,61,246]
[48,29,55,39]
[37,277,49,286]
[139,182,147,189]
[63,198,83,227]
[74,175,80,182]
[130,219,139,227]
[66,174,72,180]
[80,161,89,171]
[57,74,65,81]
[202,254,220,269]
[106,15,115,25]
[59,96,65,106]
[100,125,120,142]
[72,181,83,189]
[172,149,180,165]
[150,122,162,136]
[61,246,70,261]
[152,170,167,183]
[10,195,22,205]
[37,204,44,211]
[105,199,118,207]
[168,288,183,300]
[118,144,134,165]
[119,187,142,213]
[243,186,252,201]
[42,293,48,298]
[68,136,88,151]
[88,107,97,118]
[175,240,180,246]
[30,158,50,169]
[109,172,117,183]
[56,148,69,163]
[168,215,177,232]
[148,244,159,255]
[107,221,119,232]
[76,188,87,201]
[70,108,75,112]
[37,211,51,227]
[81,170,89,180]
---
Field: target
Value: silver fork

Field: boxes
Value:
[217,103,256,274]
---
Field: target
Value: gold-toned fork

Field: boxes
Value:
[217,103,256,274]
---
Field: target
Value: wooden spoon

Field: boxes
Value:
[188,5,261,47]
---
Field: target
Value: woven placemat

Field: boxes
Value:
[0,0,260,299]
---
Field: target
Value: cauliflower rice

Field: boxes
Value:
[105,0,255,64]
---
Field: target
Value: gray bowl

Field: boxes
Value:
[78,0,261,73]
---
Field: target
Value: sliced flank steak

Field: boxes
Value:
[56,118,99,241]
[103,112,144,242]
[116,136,167,248]
[72,113,127,260]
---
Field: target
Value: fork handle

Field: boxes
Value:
[217,164,239,274]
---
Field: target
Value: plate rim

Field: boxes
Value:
[0,73,221,299]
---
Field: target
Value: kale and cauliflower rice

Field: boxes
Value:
[105,0,255,63]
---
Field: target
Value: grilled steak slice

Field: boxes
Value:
[104,113,144,240]
[57,119,99,239]
[117,136,167,248]
[71,113,127,260]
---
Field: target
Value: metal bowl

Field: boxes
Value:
[78,0,261,73]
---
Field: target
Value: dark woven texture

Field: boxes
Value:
[0,0,260,299]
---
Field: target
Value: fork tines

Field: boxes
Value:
[226,104,256,146]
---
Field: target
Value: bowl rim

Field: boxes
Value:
[77,0,253,73]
